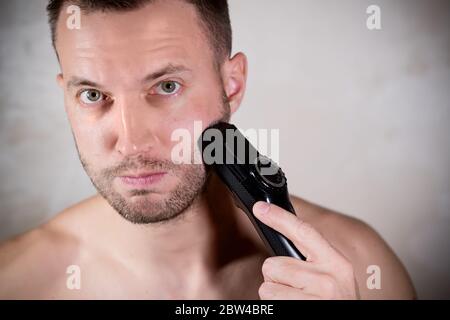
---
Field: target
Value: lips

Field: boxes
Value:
[119,172,167,188]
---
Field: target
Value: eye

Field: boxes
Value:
[79,89,105,104]
[153,81,181,96]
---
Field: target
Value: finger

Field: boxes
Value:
[253,201,338,262]
[258,281,320,300]
[261,256,320,282]
[261,256,332,296]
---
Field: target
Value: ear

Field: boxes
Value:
[56,73,64,88]
[221,52,248,114]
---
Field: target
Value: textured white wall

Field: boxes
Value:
[0,0,448,299]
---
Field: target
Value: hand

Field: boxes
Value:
[253,201,360,300]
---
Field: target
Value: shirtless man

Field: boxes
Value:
[0,0,416,299]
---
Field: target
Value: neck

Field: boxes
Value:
[97,173,259,277]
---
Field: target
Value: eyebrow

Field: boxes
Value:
[66,64,192,90]
[66,77,103,90]
[142,64,192,83]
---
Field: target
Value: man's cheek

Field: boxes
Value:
[71,124,109,162]
[160,100,210,142]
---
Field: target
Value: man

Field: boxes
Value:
[0,0,416,299]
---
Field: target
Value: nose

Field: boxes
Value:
[113,96,160,157]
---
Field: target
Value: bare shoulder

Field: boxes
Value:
[290,195,417,299]
[0,196,97,299]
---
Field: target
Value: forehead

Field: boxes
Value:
[55,0,213,81]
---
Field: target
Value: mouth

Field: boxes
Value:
[118,171,167,188]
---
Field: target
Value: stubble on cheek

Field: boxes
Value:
[75,146,208,224]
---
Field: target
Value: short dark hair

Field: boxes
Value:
[46,0,232,64]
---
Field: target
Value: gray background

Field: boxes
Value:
[0,0,449,299]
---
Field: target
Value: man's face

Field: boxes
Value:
[55,1,233,223]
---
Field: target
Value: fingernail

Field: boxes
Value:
[254,201,270,215]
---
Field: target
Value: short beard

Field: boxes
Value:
[75,144,207,224]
